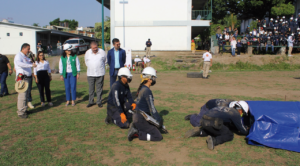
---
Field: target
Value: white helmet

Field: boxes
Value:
[219,36,222,39]
[283,22,285,24]
[265,32,267,34]
[283,16,285,18]
[118,67,133,83]
[298,28,300,30]
[292,33,294,36]
[296,18,298,21]
[250,32,252,34]
[275,20,278,23]
[63,44,73,50]
[142,67,157,78]
[286,21,288,23]
[229,101,249,115]
[270,18,273,21]
[290,17,293,20]
[274,27,276,29]
[136,55,139,57]
[280,19,283,21]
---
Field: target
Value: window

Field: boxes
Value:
[20,32,23,36]
[7,33,10,36]
[64,40,79,44]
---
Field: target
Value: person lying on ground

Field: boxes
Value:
[185,99,250,137]
[105,67,136,129]
[185,100,250,150]
[127,67,164,142]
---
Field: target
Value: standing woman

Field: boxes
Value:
[59,44,80,106]
[230,37,237,57]
[33,51,53,106]
[128,67,164,142]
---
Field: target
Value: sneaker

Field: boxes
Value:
[27,102,35,108]
[86,103,95,108]
[48,102,53,106]
[41,103,45,107]
[18,114,28,119]
[98,104,103,108]
[184,127,201,138]
[128,123,138,141]
[206,135,214,150]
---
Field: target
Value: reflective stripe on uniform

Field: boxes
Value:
[149,95,156,113]
[115,90,120,106]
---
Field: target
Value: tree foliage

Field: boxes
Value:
[95,17,111,43]
[212,0,295,22]
[49,18,60,26]
[32,23,39,27]
[49,18,79,30]
[271,2,295,17]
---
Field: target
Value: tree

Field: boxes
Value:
[61,19,78,30]
[32,23,39,27]
[95,17,111,43]
[271,2,295,17]
[49,18,60,26]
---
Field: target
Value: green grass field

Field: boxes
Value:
[1,56,300,165]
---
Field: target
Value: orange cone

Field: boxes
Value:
[133,64,136,71]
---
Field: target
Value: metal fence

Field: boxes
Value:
[192,10,212,20]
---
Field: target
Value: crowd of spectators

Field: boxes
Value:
[216,14,300,56]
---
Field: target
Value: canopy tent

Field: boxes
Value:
[246,101,300,152]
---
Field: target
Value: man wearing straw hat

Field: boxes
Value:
[14,43,37,119]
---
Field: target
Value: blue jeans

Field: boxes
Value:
[64,73,77,101]
[0,72,8,95]
[110,69,119,88]
[266,44,274,52]
[231,47,235,56]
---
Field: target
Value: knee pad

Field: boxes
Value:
[201,115,223,130]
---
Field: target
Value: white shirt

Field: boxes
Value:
[231,40,237,48]
[34,61,51,75]
[134,58,142,62]
[202,52,212,62]
[143,57,151,63]
[84,48,107,77]
[59,56,80,74]
[14,52,33,76]
[225,35,230,40]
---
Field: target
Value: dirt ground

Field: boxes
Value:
[1,55,300,165]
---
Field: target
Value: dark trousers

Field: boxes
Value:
[133,112,163,141]
[0,72,8,95]
[242,44,248,53]
[237,47,241,55]
[190,105,209,127]
[36,71,51,102]
[110,69,119,88]
[27,76,33,102]
[107,102,132,129]
[87,76,104,104]
[202,124,234,146]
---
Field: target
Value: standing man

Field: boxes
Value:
[57,40,62,55]
[85,41,106,108]
[107,38,126,88]
[0,54,13,97]
[145,39,152,58]
[14,43,37,118]
[288,36,295,57]
[202,49,212,79]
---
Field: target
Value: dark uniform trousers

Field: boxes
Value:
[107,102,132,129]
[199,116,234,146]
[132,112,163,141]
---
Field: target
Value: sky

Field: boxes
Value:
[0,0,110,27]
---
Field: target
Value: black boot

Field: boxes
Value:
[184,114,196,120]
[184,127,202,138]
[105,115,112,125]
[206,135,217,150]
[128,123,138,141]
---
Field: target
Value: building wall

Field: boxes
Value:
[110,0,210,51]
[115,26,190,50]
[0,24,38,55]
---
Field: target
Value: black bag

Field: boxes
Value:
[145,47,146,51]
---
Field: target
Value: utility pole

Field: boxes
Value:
[120,0,128,47]
[101,0,105,50]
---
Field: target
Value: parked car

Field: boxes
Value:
[63,38,89,55]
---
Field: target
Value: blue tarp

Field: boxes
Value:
[246,101,300,152]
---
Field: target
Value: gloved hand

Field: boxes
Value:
[131,103,136,110]
[120,113,127,123]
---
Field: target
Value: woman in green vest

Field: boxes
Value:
[59,44,81,106]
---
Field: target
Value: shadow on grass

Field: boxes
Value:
[293,77,300,79]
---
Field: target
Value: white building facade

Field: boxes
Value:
[97,0,211,51]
